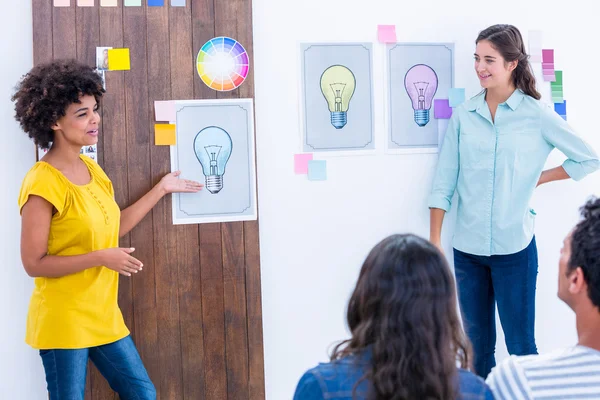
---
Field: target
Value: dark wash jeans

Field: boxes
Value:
[39,335,156,400]
[453,236,539,378]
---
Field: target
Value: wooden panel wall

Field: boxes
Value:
[31,1,264,399]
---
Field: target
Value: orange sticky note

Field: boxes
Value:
[155,124,176,145]
[107,48,131,71]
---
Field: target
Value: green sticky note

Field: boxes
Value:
[554,71,563,85]
[125,0,142,5]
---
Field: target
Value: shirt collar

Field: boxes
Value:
[466,89,525,112]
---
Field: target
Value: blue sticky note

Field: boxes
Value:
[171,0,185,5]
[448,88,465,107]
[148,0,163,5]
[554,100,566,116]
[308,160,327,181]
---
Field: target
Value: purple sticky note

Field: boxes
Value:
[294,153,313,174]
[434,99,452,119]
[377,25,397,43]
[542,49,554,63]
[154,100,176,122]
[543,72,556,82]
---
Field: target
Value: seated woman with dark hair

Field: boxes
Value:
[293,234,493,400]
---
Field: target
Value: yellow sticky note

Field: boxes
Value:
[155,124,176,145]
[107,48,131,71]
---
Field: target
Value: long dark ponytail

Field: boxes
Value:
[476,24,541,100]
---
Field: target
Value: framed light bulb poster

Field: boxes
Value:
[385,43,455,153]
[170,98,257,225]
[300,42,375,154]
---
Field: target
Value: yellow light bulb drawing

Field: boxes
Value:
[319,65,356,129]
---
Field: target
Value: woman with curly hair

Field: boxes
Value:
[293,234,493,400]
[13,59,202,399]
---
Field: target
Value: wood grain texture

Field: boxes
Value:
[32,0,52,65]
[95,4,127,399]
[147,3,186,399]
[32,0,264,398]
[52,5,76,60]
[169,3,206,399]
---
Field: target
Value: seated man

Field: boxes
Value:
[486,197,600,399]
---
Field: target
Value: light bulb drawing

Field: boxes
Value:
[193,126,233,194]
[319,65,356,129]
[404,64,438,127]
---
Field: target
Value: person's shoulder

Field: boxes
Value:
[293,367,324,400]
[18,161,69,213]
[19,161,68,194]
[516,346,600,370]
[457,368,494,399]
[293,356,369,399]
[519,93,554,115]
[21,161,61,183]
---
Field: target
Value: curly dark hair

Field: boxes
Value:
[569,197,600,308]
[11,59,104,150]
[331,233,472,400]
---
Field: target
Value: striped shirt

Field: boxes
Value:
[486,346,600,399]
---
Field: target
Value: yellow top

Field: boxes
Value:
[18,155,129,349]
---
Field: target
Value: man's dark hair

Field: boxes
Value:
[12,59,104,150]
[570,197,600,308]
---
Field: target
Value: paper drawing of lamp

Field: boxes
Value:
[404,64,438,127]
[320,65,356,129]
[193,126,233,194]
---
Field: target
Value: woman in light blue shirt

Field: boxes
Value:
[428,24,599,378]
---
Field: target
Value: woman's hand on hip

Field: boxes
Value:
[97,247,143,276]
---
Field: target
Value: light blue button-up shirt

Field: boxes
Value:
[428,89,599,256]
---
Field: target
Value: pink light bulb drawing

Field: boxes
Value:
[404,64,438,127]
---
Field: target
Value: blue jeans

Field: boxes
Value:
[39,335,156,400]
[453,237,538,378]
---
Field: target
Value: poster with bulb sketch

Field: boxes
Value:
[170,98,257,225]
[300,43,375,154]
[386,43,454,152]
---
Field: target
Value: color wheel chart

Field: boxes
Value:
[197,37,249,91]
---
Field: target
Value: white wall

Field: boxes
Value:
[252,0,600,398]
[2,1,598,399]
[0,1,48,399]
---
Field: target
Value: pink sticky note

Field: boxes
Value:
[377,25,397,43]
[154,100,176,122]
[294,153,313,174]
[54,0,70,6]
[542,62,554,71]
[542,49,554,63]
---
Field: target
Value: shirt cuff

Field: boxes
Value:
[428,194,451,212]
[563,159,600,181]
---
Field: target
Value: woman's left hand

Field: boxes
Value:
[158,171,203,194]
